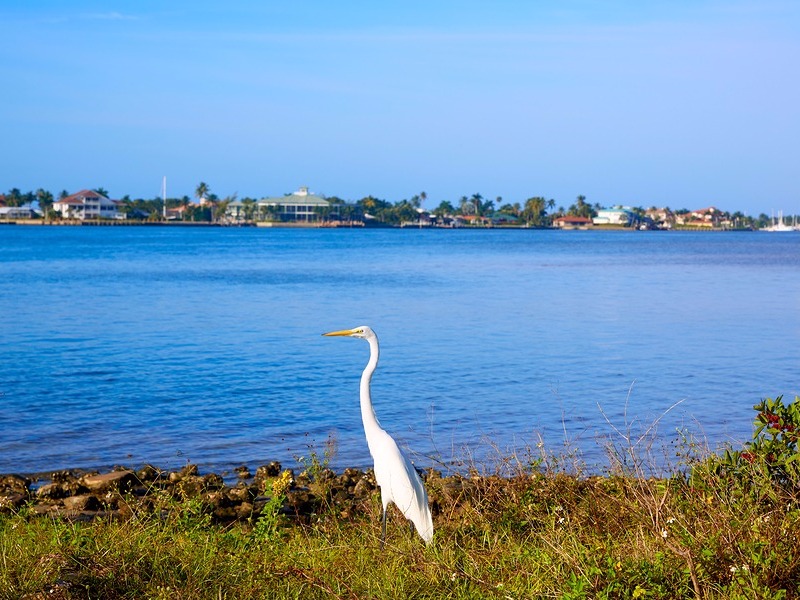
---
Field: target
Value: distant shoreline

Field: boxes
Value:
[0,219,761,232]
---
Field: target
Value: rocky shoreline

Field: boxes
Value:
[0,463,475,525]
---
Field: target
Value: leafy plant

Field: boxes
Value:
[717,396,800,489]
[295,434,337,481]
[252,469,293,543]
[175,496,212,532]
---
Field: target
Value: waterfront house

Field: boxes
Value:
[454,214,492,227]
[224,201,246,223]
[490,211,522,226]
[645,207,674,229]
[53,190,122,220]
[553,215,593,229]
[165,205,187,220]
[673,206,721,228]
[255,187,340,223]
[593,206,636,226]
[689,207,722,227]
[400,208,435,227]
[0,204,39,219]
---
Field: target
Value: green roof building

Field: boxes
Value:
[257,187,339,222]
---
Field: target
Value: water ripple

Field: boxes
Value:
[1,228,798,474]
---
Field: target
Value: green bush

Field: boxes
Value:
[717,395,800,490]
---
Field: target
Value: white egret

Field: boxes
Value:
[323,325,433,546]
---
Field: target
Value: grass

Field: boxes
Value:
[3,398,800,599]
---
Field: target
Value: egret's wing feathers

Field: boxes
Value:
[370,430,433,543]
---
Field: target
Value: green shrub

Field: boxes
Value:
[716,395,800,490]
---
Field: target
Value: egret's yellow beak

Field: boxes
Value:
[323,328,357,337]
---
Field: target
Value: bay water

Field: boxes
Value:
[1,226,798,477]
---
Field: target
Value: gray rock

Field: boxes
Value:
[353,477,376,499]
[0,492,27,512]
[0,474,31,495]
[81,470,136,492]
[36,482,66,499]
[63,494,101,511]
[137,465,162,482]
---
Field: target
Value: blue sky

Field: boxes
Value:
[2,1,798,215]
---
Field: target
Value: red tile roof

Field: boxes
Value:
[59,189,106,203]
[692,206,718,215]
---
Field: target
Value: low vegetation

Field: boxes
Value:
[2,397,799,599]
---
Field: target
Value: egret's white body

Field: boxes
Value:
[323,326,433,545]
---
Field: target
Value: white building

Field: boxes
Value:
[255,187,340,222]
[0,204,39,219]
[53,190,122,220]
[593,206,636,226]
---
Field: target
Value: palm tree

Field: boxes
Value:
[359,195,378,213]
[471,193,484,216]
[419,191,427,208]
[433,200,455,218]
[180,195,191,210]
[195,182,209,203]
[6,188,23,206]
[313,204,333,223]
[521,197,546,227]
[214,194,235,223]
[264,203,280,222]
[36,189,54,219]
[337,203,351,222]
[569,195,595,219]
[242,198,256,222]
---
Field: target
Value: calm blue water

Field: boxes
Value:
[1,226,798,477]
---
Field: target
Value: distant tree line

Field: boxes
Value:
[0,185,787,229]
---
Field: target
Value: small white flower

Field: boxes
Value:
[730,564,749,574]
[558,517,565,524]
[661,529,668,539]
[666,517,675,524]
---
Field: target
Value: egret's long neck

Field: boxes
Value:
[360,336,383,437]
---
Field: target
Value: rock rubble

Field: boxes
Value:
[0,463,455,525]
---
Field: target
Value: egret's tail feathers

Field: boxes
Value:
[407,498,433,544]
[415,508,434,544]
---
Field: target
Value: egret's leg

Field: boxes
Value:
[380,508,387,550]
[409,520,415,538]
